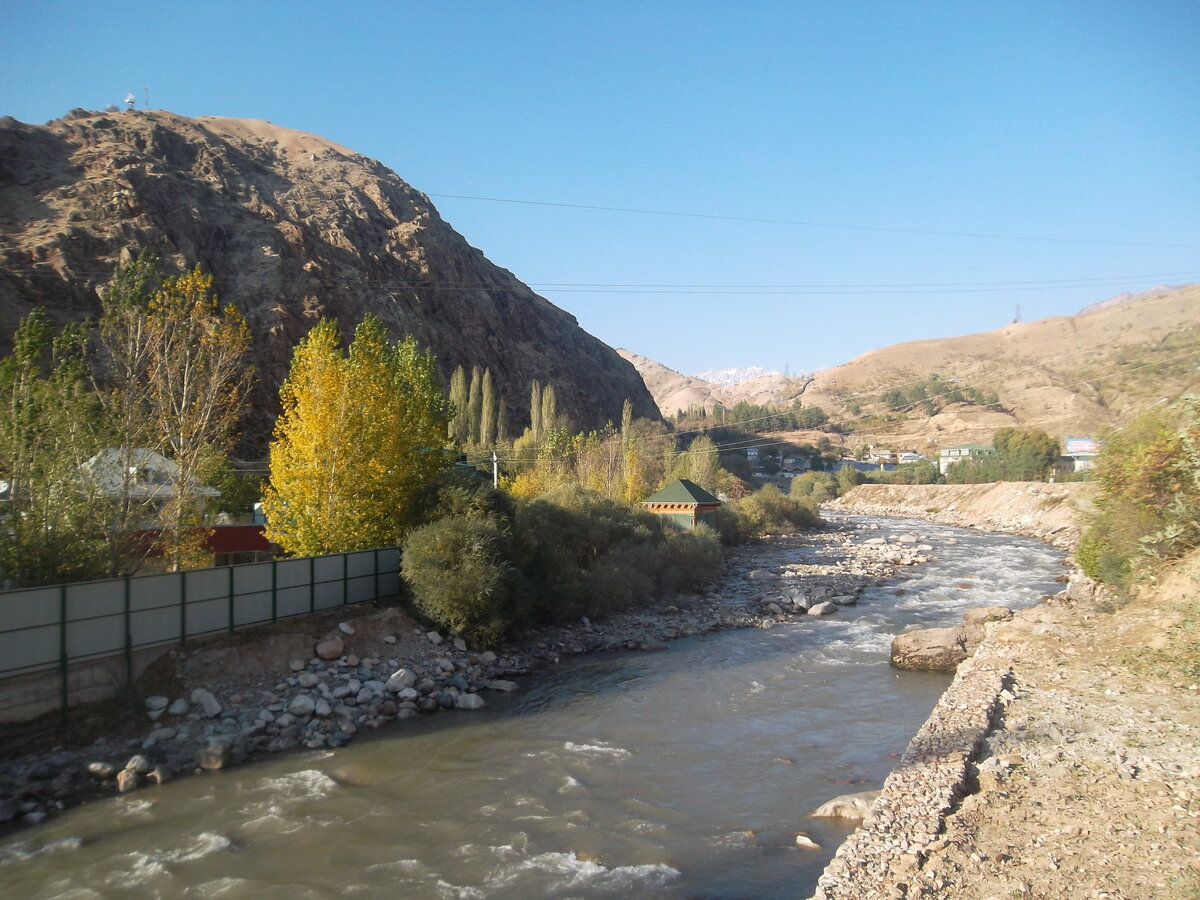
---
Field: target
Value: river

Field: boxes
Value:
[0,516,1065,898]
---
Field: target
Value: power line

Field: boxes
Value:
[428,192,1200,249]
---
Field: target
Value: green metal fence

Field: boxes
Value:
[0,547,401,722]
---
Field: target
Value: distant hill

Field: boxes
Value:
[800,283,1200,449]
[0,109,659,454]
[624,284,1200,450]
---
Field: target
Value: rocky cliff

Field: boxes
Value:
[0,109,659,453]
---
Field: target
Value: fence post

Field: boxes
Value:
[374,549,380,601]
[271,559,278,623]
[123,577,133,686]
[342,553,348,606]
[309,556,315,613]
[228,565,235,633]
[60,583,69,730]
[179,571,187,646]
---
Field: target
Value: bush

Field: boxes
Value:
[791,471,837,503]
[402,516,515,644]
[1078,396,1200,589]
[658,524,724,593]
[732,484,821,536]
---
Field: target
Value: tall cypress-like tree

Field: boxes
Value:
[540,383,557,437]
[529,379,542,443]
[466,366,482,447]
[479,368,496,448]
[448,365,468,444]
[496,397,508,445]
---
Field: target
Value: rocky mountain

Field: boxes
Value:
[617,349,809,417]
[0,109,659,454]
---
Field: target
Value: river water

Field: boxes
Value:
[0,517,1065,899]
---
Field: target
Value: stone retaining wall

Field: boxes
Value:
[808,642,1014,899]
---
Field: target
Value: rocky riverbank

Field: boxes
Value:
[809,485,1200,899]
[0,519,937,831]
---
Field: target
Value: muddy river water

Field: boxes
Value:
[0,517,1065,898]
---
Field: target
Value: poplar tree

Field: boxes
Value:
[479,368,496,447]
[466,366,482,446]
[448,365,468,444]
[529,379,542,443]
[540,383,557,437]
[263,315,449,555]
[142,268,253,570]
[496,397,508,445]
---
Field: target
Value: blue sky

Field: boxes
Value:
[3,2,1198,376]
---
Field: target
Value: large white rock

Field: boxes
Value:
[456,693,486,710]
[811,790,881,820]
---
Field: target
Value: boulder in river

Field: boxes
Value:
[811,790,880,820]
[890,626,967,672]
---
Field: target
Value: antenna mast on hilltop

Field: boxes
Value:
[144,84,150,109]
[123,92,136,111]
[1012,303,1021,324]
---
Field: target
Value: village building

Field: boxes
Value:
[938,443,998,475]
[641,479,723,530]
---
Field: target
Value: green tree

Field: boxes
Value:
[0,311,110,586]
[141,267,253,570]
[262,315,449,555]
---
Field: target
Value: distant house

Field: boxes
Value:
[896,450,926,465]
[81,448,220,503]
[641,479,722,530]
[938,443,997,475]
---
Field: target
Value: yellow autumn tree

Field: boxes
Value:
[262,315,449,556]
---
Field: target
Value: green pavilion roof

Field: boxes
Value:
[642,479,721,505]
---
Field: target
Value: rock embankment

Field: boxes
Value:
[829,482,1096,549]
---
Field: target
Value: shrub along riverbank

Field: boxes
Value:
[401,472,819,643]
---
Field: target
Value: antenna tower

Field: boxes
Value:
[144,84,150,109]
[1013,303,1021,324]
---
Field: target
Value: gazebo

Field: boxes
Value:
[641,479,722,530]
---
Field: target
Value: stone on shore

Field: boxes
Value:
[315,635,344,660]
[189,688,222,718]
[890,626,967,672]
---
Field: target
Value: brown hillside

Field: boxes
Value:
[0,109,659,453]
[798,284,1200,449]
